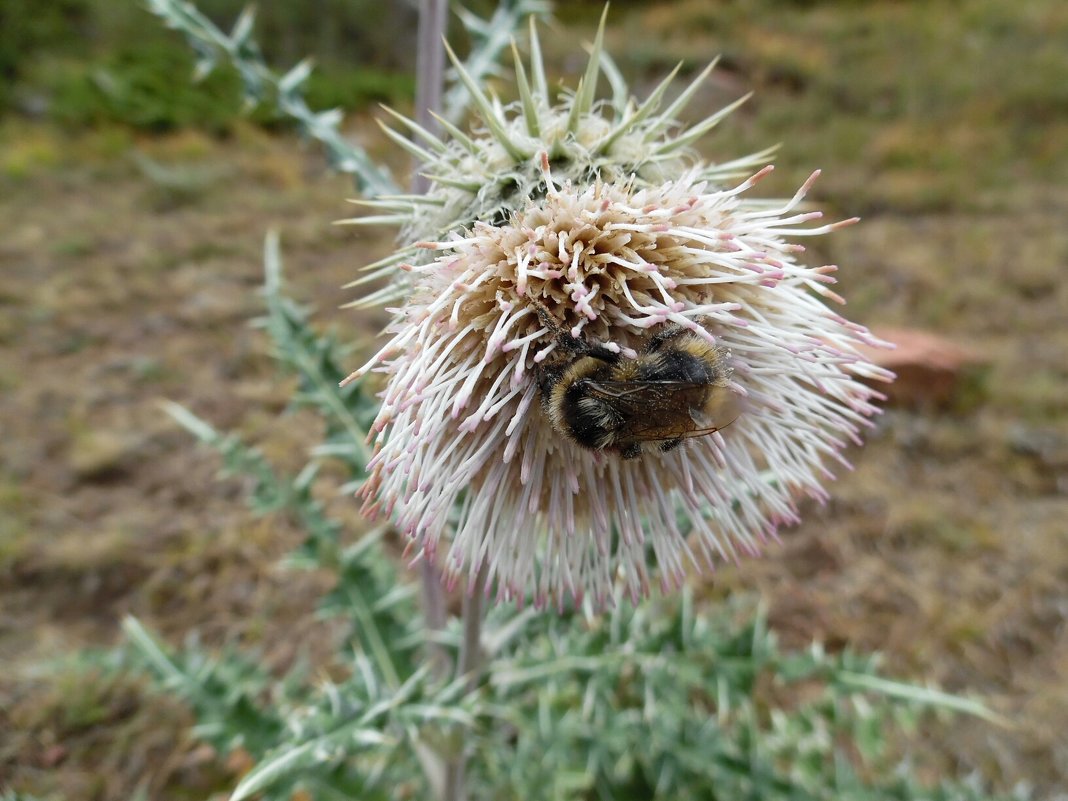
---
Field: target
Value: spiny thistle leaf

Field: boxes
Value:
[159,400,416,670]
[145,0,396,194]
[260,232,373,476]
[443,0,552,123]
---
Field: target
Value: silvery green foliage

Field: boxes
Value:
[445,1,552,123]
[145,0,549,196]
[129,245,1016,801]
[131,5,1017,800]
[145,0,394,194]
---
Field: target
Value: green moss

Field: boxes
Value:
[0,0,91,110]
[304,67,414,111]
[42,45,269,133]
[18,43,411,136]
[0,127,64,179]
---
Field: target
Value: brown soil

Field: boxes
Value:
[2,4,1067,797]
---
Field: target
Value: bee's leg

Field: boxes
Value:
[647,324,688,352]
[585,343,621,364]
[528,296,600,357]
[659,437,683,453]
[618,442,643,460]
[529,296,561,333]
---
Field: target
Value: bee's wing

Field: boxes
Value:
[584,379,707,405]
[667,418,738,440]
[584,379,737,443]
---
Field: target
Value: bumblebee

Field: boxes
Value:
[532,302,738,460]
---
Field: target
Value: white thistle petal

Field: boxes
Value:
[343,22,891,608]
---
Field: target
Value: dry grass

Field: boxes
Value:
[2,0,1067,796]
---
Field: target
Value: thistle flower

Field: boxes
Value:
[342,20,892,608]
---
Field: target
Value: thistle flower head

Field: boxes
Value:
[343,22,892,608]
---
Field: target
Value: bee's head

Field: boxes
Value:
[526,296,627,366]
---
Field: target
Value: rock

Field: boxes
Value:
[40,744,68,768]
[68,430,142,482]
[856,327,988,409]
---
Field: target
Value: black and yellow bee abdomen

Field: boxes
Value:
[550,357,621,450]
[638,333,724,384]
[535,315,736,460]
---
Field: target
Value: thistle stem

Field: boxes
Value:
[443,566,489,801]
[415,5,485,799]
[414,0,450,674]
[414,0,448,193]
[458,565,489,690]
[420,559,449,673]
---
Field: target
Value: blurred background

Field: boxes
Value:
[1,0,1065,797]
